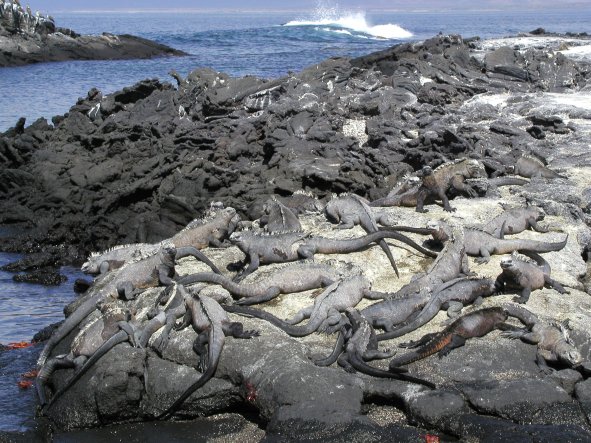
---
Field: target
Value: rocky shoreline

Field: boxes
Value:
[0,1,186,67]
[2,30,591,441]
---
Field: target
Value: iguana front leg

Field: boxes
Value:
[451,175,478,198]
[439,191,456,213]
[363,289,387,300]
[528,218,549,233]
[536,350,555,374]
[475,248,491,264]
[233,253,260,283]
[285,306,313,325]
[514,287,532,304]
[415,189,429,213]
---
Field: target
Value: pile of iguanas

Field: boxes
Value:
[35,156,586,423]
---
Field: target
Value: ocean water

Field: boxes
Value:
[1,7,591,131]
[1,4,591,434]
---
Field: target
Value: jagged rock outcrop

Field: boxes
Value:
[0,0,186,67]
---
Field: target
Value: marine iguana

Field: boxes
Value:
[276,190,325,215]
[325,193,404,276]
[494,251,568,304]
[315,309,436,388]
[379,221,470,303]
[501,303,583,372]
[431,220,567,264]
[483,205,548,237]
[388,307,510,370]
[509,155,567,179]
[229,229,437,281]
[37,300,135,407]
[259,198,302,233]
[81,207,238,274]
[370,175,421,207]
[224,275,380,337]
[37,245,178,367]
[177,261,339,305]
[415,158,484,213]
[157,285,259,419]
[377,276,497,341]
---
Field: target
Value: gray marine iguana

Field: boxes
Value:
[325,193,405,276]
[177,261,339,305]
[314,308,436,388]
[415,158,484,213]
[259,198,302,233]
[82,207,238,274]
[494,251,568,304]
[229,229,437,281]
[157,285,259,419]
[377,276,497,341]
[378,221,470,304]
[388,307,510,370]
[37,300,136,408]
[224,275,381,337]
[483,205,548,237]
[433,220,567,264]
[509,155,568,179]
[501,303,583,373]
[37,245,178,367]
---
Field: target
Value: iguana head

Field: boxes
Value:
[426,220,450,242]
[556,342,583,367]
[466,159,485,178]
[500,255,515,270]
[417,166,433,177]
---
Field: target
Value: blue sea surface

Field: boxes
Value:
[0,5,591,434]
[1,8,590,131]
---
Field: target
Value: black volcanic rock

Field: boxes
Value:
[0,3,186,67]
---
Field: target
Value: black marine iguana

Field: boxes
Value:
[501,303,583,372]
[224,275,381,337]
[37,300,135,407]
[377,276,497,341]
[177,261,339,305]
[325,193,401,276]
[81,207,238,274]
[494,251,569,304]
[315,308,436,388]
[229,229,436,281]
[37,245,178,367]
[157,285,259,419]
[388,307,510,370]
[415,158,484,213]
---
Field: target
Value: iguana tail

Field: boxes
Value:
[43,328,130,412]
[224,305,320,337]
[348,352,435,388]
[175,246,221,274]
[158,324,225,420]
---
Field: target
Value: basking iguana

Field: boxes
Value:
[376,276,497,341]
[501,303,583,372]
[157,284,259,419]
[432,220,568,264]
[315,308,436,388]
[229,229,437,281]
[388,307,510,370]
[224,275,382,337]
[177,261,339,305]
[415,158,485,213]
[483,205,548,237]
[324,193,404,276]
[509,155,567,179]
[82,207,238,274]
[259,198,302,233]
[495,251,568,304]
[37,300,135,408]
[37,245,178,367]
[370,175,421,207]
[380,221,470,302]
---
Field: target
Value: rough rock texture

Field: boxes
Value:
[1,33,590,264]
[5,31,591,440]
[0,2,186,67]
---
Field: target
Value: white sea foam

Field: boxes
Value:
[284,10,412,40]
